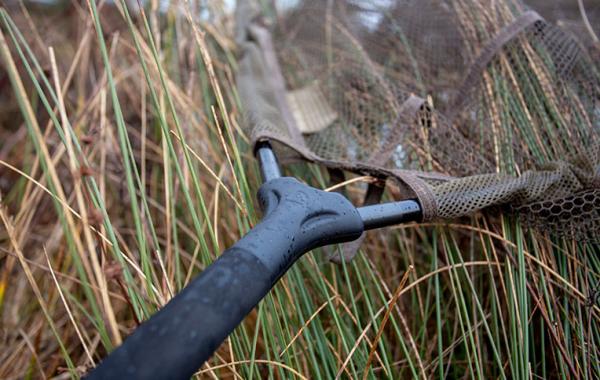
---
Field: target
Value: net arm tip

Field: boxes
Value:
[357,200,422,230]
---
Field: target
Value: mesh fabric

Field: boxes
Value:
[236,0,600,240]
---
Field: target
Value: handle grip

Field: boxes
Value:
[86,245,273,380]
[86,178,363,380]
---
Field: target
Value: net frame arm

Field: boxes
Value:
[257,140,423,229]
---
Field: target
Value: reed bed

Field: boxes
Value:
[0,1,598,379]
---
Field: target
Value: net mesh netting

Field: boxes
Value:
[236,0,600,240]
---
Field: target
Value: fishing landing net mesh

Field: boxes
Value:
[236,0,600,249]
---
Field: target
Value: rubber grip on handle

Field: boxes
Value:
[86,246,273,380]
[86,178,364,380]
